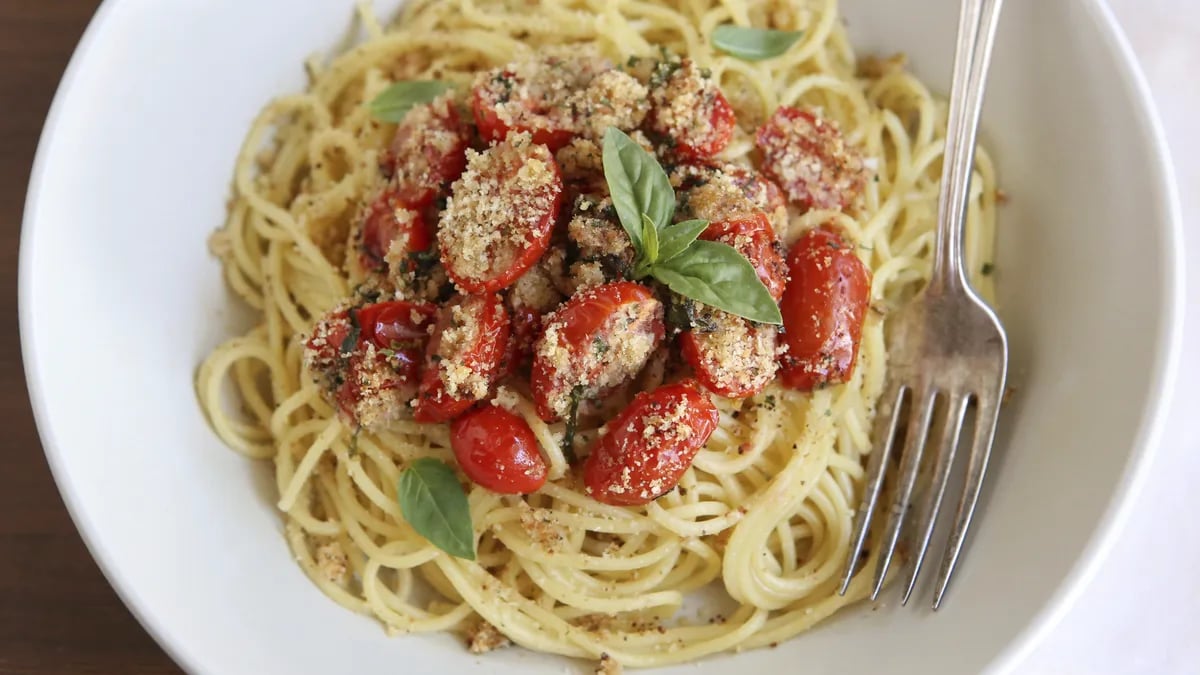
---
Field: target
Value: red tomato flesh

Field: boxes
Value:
[438,135,563,294]
[471,68,578,150]
[778,227,872,390]
[451,405,548,494]
[582,380,719,506]
[359,188,432,272]
[414,294,511,423]
[530,281,664,422]
[388,97,469,209]
[755,105,868,212]
[679,316,778,399]
[699,212,787,302]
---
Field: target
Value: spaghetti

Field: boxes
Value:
[196,0,998,668]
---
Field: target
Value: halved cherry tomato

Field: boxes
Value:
[438,136,564,294]
[680,314,778,398]
[755,106,868,212]
[389,97,469,208]
[530,281,664,422]
[722,165,786,214]
[471,73,576,150]
[305,306,426,429]
[676,91,735,161]
[359,188,432,272]
[582,380,719,506]
[778,227,872,390]
[356,301,437,348]
[450,405,548,494]
[648,61,736,161]
[700,212,787,301]
[414,294,511,423]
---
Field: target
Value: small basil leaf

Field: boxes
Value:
[642,213,660,263]
[603,128,675,253]
[369,80,454,122]
[656,219,709,263]
[711,25,804,62]
[651,240,783,325]
[397,458,475,560]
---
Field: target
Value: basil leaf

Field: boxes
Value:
[603,128,675,253]
[656,219,708,263]
[712,25,803,61]
[652,240,783,324]
[397,458,475,560]
[369,80,454,122]
[561,385,586,465]
[642,214,660,263]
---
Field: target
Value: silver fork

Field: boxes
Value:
[837,0,1008,609]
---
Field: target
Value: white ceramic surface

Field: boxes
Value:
[1023,1,1199,672]
[19,1,1183,674]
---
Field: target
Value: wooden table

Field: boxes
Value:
[0,2,178,672]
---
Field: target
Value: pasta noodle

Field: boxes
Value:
[196,0,997,668]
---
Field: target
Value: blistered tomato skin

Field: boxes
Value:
[778,227,872,390]
[451,405,548,494]
[356,301,437,349]
[582,380,719,506]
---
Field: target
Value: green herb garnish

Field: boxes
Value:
[397,458,475,560]
[602,129,782,325]
[560,385,587,465]
[340,309,361,355]
[368,80,455,122]
[711,25,804,61]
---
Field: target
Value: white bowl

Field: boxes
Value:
[20,0,1182,673]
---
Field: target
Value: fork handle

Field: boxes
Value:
[931,0,1004,290]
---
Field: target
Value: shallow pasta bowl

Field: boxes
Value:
[19,0,1182,673]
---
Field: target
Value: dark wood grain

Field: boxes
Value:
[0,1,179,672]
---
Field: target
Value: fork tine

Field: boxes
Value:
[870,386,937,599]
[932,386,1003,609]
[838,381,906,596]
[900,392,970,605]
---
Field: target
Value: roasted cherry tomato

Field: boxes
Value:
[389,96,469,208]
[451,405,548,494]
[778,227,872,390]
[680,314,778,398]
[356,301,437,348]
[305,306,427,430]
[755,105,868,212]
[648,61,736,161]
[438,135,564,294]
[722,165,786,214]
[359,188,432,272]
[582,380,719,506]
[530,281,664,422]
[471,73,576,150]
[699,212,787,302]
[414,294,511,423]
[501,305,543,376]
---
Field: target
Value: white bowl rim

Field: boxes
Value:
[17,0,1185,673]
